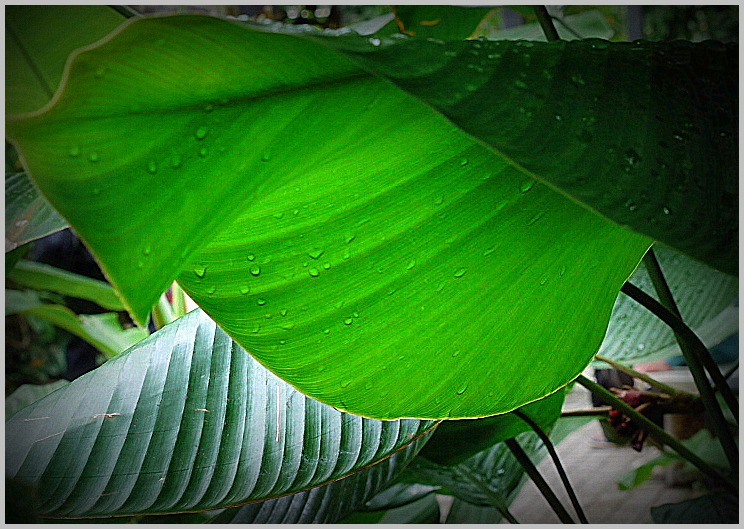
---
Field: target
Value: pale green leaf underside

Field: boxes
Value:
[7,15,651,419]
[6,380,69,421]
[5,172,67,252]
[5,309,435,518]
[599,245,738,365]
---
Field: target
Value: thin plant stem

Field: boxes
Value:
[513,410,588,523]
[561,407,611,418]
[505,438,575,523]
[576,375,737,492]
[170,281,187,319]
[151,292,175,330]
[642,249,739,420]
[109,5,139,18]
[595,354,680,396]
[458,465,520,524]
[723,362,739,381]
[534,6,561,42]
[621,282,738,471]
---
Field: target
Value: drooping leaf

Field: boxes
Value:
[650,493,738,524]
[5,171,67,252]
[444,497,505,524]
[339,35,737,276]
[8,259,125,311]
[598,245,738,366]
[5,5,126,114]
[7,14,650,419]
[364,482,441,511]
[5,308,436,518]
[5,379,69,420]
[420,389,565,466]
[377,494,441,523]
[6,295,148,358]
[211,442,430,524]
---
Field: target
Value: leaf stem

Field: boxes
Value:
[620,282,738,471]
[151,293,175,330]
[560,407,612,418]
[534,6,561,42]
[594,354,680,396]
[576,375,737,492]
[642,249,739,419]
[505,438,575,523]
[170,282,187,319]
[513,410,588,523]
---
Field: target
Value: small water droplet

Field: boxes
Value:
[527,212,544,226]
[199,147,208,158]
[250,264,261,276]
[69,146,81,157]
[453,267,467,278]
[308,248,324,259]
[206,285,216,295]
[406,259,416,270]
[554,114,562,121]
[451,350,460,357]
[247,253,256,261]
[559,266,566,277]
[662,207,671,215]
[261,150,271,162]
[540,277,548,286]
[279,309,288,317]
[345,233,356,244]
[147,160,158,174]
[456,383,468,395]
[309,267,320,277]
[364,381,373,390]
[195,126,208,140]
[322,262,331,270]
[369,37,381,47]
[273,212,284,219]
[340,380,351,388]
[142,245,151,256]
[344,317,353,325]
[433,195,444,205]
[257,298,266,306]
[459,157,469,166]
[343,248,351,260]
[514,79,528,90]
[637,343,646,351]
[194,267,206,278]
[239,285,250,295]
[88,152,99,163]
[323,328,331,335]
[519,179,536,194]
[483,247,495,257]
[170,154,183,168]
[624,199,638,212]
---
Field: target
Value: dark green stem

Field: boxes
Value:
[514,410,588,523]
[561,407,611,418]
[534,6,561,42]
[577,375,737,492]
[642,249,739,420]
[595,354,680,396]
[108,5,139,18]
[621,282,738,472]
[505,438,575,523]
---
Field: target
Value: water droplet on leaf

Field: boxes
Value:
[453,268,467,278]
[309,267,320,277]
[250,264,261,276]
[195,127,208,140]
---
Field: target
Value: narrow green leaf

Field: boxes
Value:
[5,380,69,420]
[5,309,436,518]
[5,172,67,252]
[5,5,126,114]
[8,260,125,311]
[378,493,440,523]
[7,15,650,419]
[8,299,148,358]
[339,36,737,276]
[599,245,738,365]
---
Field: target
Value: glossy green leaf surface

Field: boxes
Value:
[5,5,125,114]
[599,245,738,365]
[5,171,67,252]
[8,260,125,311]
[5,309,435,518]
[7,15,651,419]
[391,6,494,39]
[340,36,737,276]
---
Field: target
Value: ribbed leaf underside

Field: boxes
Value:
[5,309,435,518]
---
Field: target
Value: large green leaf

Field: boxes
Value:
[599,245,738,365]
[7,14,650,419]
[5,308,435,518]
[5,380,69,420]
[210,443,429,524]
[5,5,126,114]
[339,35,737,276]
